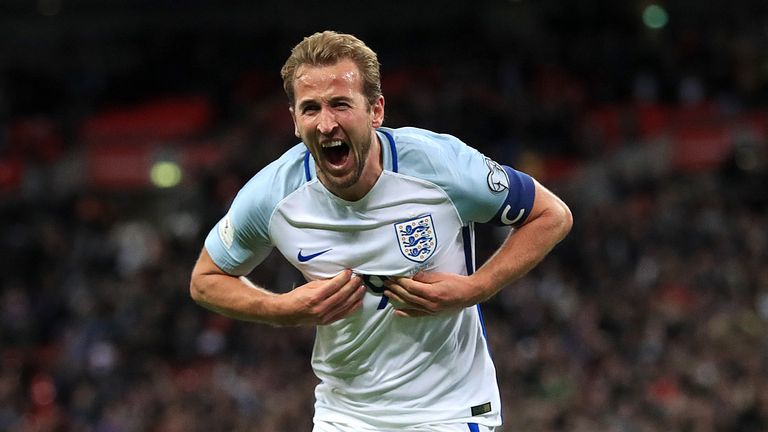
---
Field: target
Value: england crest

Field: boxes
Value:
[394,215,437,263]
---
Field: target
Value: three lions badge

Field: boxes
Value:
[394,215,437,263]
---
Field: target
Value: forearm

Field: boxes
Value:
[190,271,281,324]
[471,184,572,301]
[190,248,365,326]
[189,248,289,326]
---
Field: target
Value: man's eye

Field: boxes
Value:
[302,106,319,114]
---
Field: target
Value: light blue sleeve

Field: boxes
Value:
[394,127,535,226]
[204,144,306,275]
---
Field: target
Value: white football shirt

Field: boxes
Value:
[205,126,535,429]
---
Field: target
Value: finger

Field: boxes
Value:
[394,308,432,318]
[384,289,432,314]
[322,286,365,324]
[329,287,365,322]
[383,288,407,305]
[338,284,366,309]
[387,286,425,308]
[327,269,354,287]
[326,274,363,303]
[385,281,431,309]
[389,276,431,297]
[309,269,354,301]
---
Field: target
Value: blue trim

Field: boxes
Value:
[377,296,389,310]
[468,423,480,432]
[463,225,489,343]
[380,129,398,173]
[303,150,311,181]
[477,304,488,340]
[461,225,474,275]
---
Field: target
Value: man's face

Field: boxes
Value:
[290,59,384,197]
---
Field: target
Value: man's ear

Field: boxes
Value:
[371,96,385,128]
[289,106,300,138]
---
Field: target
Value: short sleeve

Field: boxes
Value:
[394,128,535,227]
[204,144,310,275]
[448,147,535,227]
[204,200,273,276]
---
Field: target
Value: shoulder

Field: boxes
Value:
[387,126,469,157]
[382,127,527,225]
[224,142,309,239]
[383,127,476,179]
[204,143,309,274]
[236,142,308,209]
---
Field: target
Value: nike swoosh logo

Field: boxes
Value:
[297,248,332,262]
[501,205,525,225]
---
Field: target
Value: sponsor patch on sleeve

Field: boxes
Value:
[218,212,234,249]
[484,157,509,193]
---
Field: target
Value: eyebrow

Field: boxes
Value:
[297,96,354,111]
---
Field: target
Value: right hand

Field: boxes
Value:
[271,269,366,326]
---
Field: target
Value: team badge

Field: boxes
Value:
[394,215,437,263]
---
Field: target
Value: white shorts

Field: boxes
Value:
[313,420,497,432]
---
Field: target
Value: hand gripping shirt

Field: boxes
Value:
[205,126,535,429]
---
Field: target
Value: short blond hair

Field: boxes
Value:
[281,31,382,107]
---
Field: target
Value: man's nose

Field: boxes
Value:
[317,108,338,135]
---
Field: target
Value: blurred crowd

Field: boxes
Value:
[2,2,768,431]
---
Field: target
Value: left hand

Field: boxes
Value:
[384,272,482,318]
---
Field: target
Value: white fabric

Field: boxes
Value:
[313,419,498,432]
[205,127,535,428]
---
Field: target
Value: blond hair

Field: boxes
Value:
[281,31,382,107]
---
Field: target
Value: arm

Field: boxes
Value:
[471,179,572,297]
[190,247,366,326]
[384,179,572,316]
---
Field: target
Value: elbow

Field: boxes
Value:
[189,274,207,304]
[531,180,573,244]
[546,199,573,243]
[556,201,573,241]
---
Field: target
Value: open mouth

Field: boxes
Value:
[321,140,350,167]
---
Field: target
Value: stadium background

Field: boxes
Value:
[1,1,767,430]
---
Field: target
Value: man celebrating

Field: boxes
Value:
[190,30,572,431]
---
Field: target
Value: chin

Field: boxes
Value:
[323,166,361,186]
[330,176,359,192]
